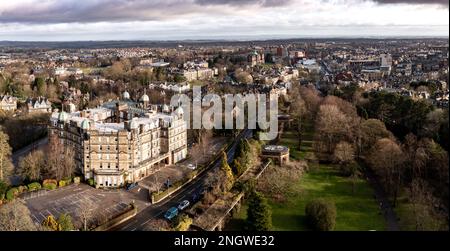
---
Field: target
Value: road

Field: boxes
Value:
[111,129,253,231]
[10,137,48,185]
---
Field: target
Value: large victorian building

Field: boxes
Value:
[49,92,187,188]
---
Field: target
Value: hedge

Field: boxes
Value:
[27,182,42,191]
[6,188,19,201]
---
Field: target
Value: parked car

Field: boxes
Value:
[126,182,139,191]
[191,193,200,202]
[187,164,196,170]
[164,207,179,220]
[177,200,190,211]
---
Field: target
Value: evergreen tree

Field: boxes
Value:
[232,159,243,177]
[246,190,272,231]
[221,151,234,191]
[57,213,75,231]
[0,129,13,182]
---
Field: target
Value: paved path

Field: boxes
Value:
[364,167,400,231]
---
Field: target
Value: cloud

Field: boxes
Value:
[371,0,449,6]
[0,0,293,24]
[0,0,447,40]
[194,0,292,7]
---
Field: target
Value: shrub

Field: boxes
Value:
[42,215,60,231]
[174,214,193,231]
[44,183,57,190]
[57,213,75,231]
[73,177,81,184]
[0,193,5,201]
[27,182,42,191]
[305,199,337,231]
[87,178,95,186]
[17,185,28,193]
[59,180,66,188]
[63,177,72,185]
[0,181,8,196]
[6,187,19,201]
[43,179,57,186]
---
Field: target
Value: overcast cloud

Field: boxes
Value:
[0,0,447,40]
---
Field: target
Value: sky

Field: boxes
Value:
[0,0,448,41]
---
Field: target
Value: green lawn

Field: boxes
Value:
[279,130,313,160]
[226,122,386,231]
[268,165,385,231]
[226,165,386,231]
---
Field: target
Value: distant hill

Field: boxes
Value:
[0,37,447,49]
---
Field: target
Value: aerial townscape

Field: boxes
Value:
[0,0,448,236]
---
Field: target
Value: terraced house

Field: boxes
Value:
[49,92,187,188]
[0,94,17,111]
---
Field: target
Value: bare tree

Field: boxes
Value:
[257,161,305,202]
[358,119,393,156]
[367,138,405,206]
[47,134,76,180]
[289,86,306,150]
[314,105,352,160]
[333,141,355,172]
[299,85,322,120]
[17,150,46,182]
[76,202,97,231]
[408,179,447,231]
[0,200,37,231]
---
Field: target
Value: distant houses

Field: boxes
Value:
[0,94,18,112]
[26,96,52,114]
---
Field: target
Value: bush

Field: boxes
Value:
[0,193,5,201]
[63,177,72,185]
[27,182,42,191]
[87,178,95,186]
[43,179,57,186]
[57,213,75,231]
[6,187,19,201]
[17,185,28,193]
[174,214,193,231]
[44,183,57,190]
[73,177,81,184]
[0,181,8,196]
[58,180,66,188]
[305,199,337,231]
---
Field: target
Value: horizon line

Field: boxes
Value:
[1,35,449,44]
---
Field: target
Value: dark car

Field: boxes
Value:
[126,182,139,191]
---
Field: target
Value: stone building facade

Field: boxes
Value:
[49,97,187,188]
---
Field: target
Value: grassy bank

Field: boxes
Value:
[226,123,386,231]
